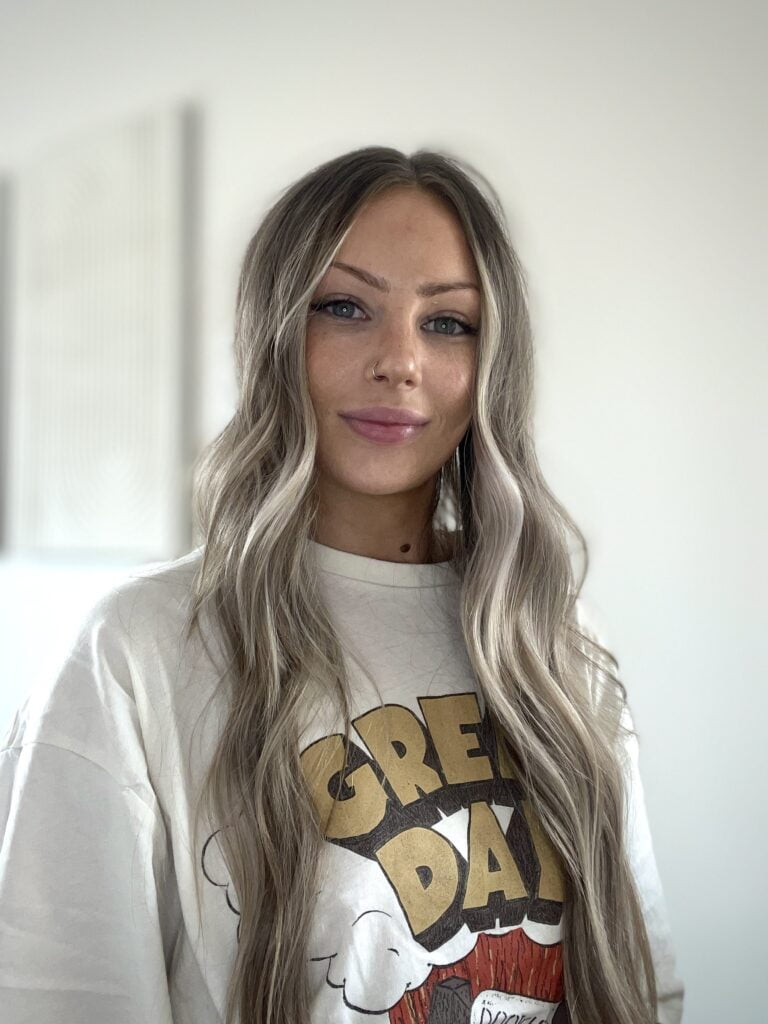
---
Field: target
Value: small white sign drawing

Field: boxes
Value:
[470,989,559,1024]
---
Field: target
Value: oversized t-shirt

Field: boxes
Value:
[0,542,684,1024]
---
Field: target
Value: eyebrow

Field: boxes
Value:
[330,260,480,298]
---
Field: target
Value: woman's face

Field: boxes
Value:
[305,186,479,542]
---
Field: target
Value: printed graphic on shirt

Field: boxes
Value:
[203,691,571,1024]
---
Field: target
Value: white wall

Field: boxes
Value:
[1,2,765,1020]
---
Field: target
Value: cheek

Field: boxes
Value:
[305,333,341,408]
[444,355,475,423]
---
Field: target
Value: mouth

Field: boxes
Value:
[339,415,428,445]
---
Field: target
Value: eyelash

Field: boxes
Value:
[308,296,478,337]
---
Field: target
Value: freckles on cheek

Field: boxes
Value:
[306,344,348,408]
[444,361,474,400]
[305,331,328,381]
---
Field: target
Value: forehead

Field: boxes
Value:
[331,186,479,285]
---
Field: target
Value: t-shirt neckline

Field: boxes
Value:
[309,539,458,588]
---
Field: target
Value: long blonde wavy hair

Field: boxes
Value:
[183,145,658,1024]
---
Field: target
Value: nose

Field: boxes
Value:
[367,315,424,386]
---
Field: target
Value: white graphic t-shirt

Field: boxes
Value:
[0,542,684,1024]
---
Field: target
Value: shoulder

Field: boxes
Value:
[571,594,611,647]
[63,545,208,677]
[90,545,205,640]
[570,594,617,685]
[81,546,218,721]
[3,547,207,772]
[570,595,634,732]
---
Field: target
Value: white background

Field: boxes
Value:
[1,2,765,1020]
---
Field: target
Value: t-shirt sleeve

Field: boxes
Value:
[621,710,685,1024]
[0,589,179,1023]
[573,597,685,1024]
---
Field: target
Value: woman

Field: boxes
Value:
[0,146,684,1024]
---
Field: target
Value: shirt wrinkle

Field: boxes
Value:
[0,738,162,820]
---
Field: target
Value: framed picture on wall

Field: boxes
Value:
[3,105,198,562]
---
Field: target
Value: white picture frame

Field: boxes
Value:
[3,106,197,561]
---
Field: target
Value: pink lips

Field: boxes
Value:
[340,416,427,444]
[340,406,429,425]
[338,406,430,444]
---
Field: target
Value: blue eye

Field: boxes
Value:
[308,297,478,336]
[310,298,365,321]
[428,315,478,337]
